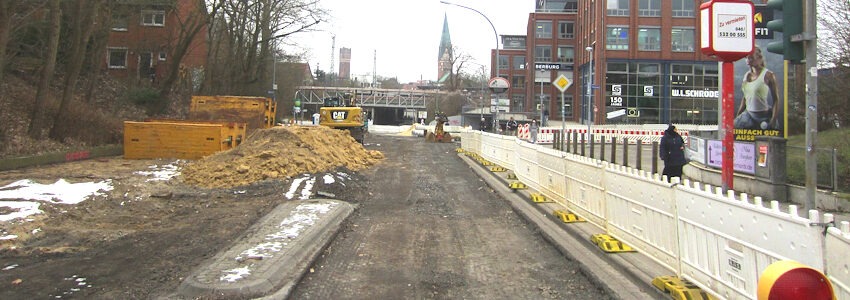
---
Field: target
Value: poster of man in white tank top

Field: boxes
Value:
[733,3,785,142]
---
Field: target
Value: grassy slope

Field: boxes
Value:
[785,128,850,192]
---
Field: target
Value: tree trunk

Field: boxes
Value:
[28,0,62,139]
[0,1,12,83]
[158,0,212,97]
[48,0,101,140]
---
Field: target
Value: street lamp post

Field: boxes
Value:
[585,46,593,136]
[440,1,499,133]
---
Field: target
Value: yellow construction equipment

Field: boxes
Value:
[425,112,452,143]
[319,94,366,143]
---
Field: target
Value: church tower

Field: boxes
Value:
[437,14,453,82]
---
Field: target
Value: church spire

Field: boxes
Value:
[437,13,453,82]
[438,13,452,60]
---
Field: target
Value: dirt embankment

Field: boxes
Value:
[181,126,384,188]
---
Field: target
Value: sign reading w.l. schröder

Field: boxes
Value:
[671,89,720,98]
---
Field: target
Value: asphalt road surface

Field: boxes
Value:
[290,134,611,299]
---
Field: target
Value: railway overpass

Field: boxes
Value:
[294,86,447,125]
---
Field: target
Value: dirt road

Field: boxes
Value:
[0,131,609,299]
[290,134,610,299]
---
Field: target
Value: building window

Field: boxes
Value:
[638,0,661,17]
[111,13,128,31]
[512,75,526,89]
[141,10,165,26]
[557,46,574,63]
[558,21,575,39]
[535,46,552,63]
[671,28,695,52]
[672,0,695,17]
[511,94,525,112]
[499,55,509,70]
[606,26,629,50]
[535,21,552,39]
[537,0,578,13]
[514,56,526,70]
[607,0,629,16]
[159,52,167,61]
[638,27,661,51]
[107,48,128,69]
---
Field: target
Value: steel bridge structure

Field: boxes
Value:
[293,86,446,109]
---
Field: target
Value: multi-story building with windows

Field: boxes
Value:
[493,0,718,125]
[106,0,207,82]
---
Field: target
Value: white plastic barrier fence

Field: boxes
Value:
[827,223,850,299]
[458,130,849,300]
[531,126,689,145]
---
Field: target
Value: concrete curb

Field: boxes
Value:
[174,199,355,299]
[458,153,670,300]
[0,145,123,171]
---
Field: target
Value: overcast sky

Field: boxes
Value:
[287,0,535,84]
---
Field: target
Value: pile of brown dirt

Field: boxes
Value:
[180,126,384,188]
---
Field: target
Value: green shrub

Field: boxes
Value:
[125,87,168,115]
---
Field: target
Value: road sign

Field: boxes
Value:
[488,77,510,94]
[553,74,572,92]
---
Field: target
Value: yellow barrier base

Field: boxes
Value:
[590,234,636,253]
[507,173,517,179]
[651,276,716,300]
[490,166,507,172]
[530,193,552,203]
[509,182,528,190]
[553,210,585,223]
[455,148,465,153]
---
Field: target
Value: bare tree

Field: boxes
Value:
[0,1,46,82]
[27,0,62,139]
[158,0,222,97]
[815,0,850,130]
[205,0,325,96]
[446,46,474,91]
[48,0,105,140]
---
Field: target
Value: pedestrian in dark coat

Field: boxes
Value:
[660,125,687,181]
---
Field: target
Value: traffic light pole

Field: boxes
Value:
[803,0,818,211]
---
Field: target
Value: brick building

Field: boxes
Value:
[105,0,207,83]
[492,0,718,125]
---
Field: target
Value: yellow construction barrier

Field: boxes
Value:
[509,182,528,190]
[530,193,552,203]
[652,276,716,300]
[490,166,507,172]
[553,210,585,223]
[507,173,517,179]
[124,120,246,160]
[590,234,636,253]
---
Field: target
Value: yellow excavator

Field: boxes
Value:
[319,94,366,143]
[426,112,452,143]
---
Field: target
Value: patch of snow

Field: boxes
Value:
[299,177,315,200]
[0,201,42,222]
[0,179,113,204]
[323,174,335,184]
[220,266,252,282]
[133,161,182,182]
[223,202,337,282]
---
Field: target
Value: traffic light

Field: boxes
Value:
[766,0,804,62]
